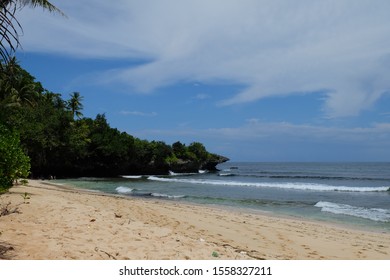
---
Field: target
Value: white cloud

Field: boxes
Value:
[18,0,390,118]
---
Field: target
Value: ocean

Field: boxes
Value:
[55,162,390,232]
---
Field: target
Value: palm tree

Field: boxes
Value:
[0,0,64,63]
[68,92,84,120]
[0,57,39,108]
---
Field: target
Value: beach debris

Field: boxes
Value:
[0,202,20,217]
[114,213,122,218]
[0,244,14,259]
[89,219,96,222]
[199,238,205,242]
[94,247,117,260]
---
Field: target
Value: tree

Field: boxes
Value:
[150,141,172,166]
[0,124,30,191]
[188,142,209,162]
[0,58,40,107]
[18,93,73,177]
[0,0,64,63]
[68,92,84,119]
[0,58,44,132]
[172,141,186,158]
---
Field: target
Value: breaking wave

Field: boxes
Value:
[151,193,186,199]
[116,186,184,199]
[115,186,134,194]
[147,176,390,192]
[315,201,390,222]
[121,175,144,179]
[169,171,199,176]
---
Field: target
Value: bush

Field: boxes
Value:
[0,125,30,191]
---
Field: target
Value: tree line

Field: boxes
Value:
[0,59,226,191]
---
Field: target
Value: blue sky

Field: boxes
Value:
[15,0,390,161]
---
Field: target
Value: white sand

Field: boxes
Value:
[0,180,389,259]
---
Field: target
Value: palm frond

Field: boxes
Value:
[0,1,21,63]
[0,0,65,64]
[19,0,66,16]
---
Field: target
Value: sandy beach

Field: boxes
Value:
[0,179,389,260]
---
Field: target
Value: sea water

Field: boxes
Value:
[55,162,390,232]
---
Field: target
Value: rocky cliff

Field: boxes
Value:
[168,154,229,173]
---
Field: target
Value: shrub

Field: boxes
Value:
[0,125,30,191]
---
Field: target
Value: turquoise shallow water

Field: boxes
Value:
[56,162,390,232]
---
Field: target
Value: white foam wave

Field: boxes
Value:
[116,186,134,194]
[218,173,234,177]
[151,193,185,199]
[169,171,198,176]
[83,189,102,193]
[121,175,143,179]
[315,201,390,222]
[147,176,389,192]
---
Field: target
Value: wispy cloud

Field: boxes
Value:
[19,0,390,118]
[119,110,157,117]
[210,120,390,143]
[194,94,211,100]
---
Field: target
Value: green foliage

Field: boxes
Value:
[165,154,179,165]
[150,141,173,166]
[171,141,212,162]
[172,141,187,158]
[20,192,31,203]
[0,124,30,191]
[67,91,83,119]
[188,142,209,162]
[20,179,28,185]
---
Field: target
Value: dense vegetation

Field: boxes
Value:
[0,60,227,191]
[0,124,30,190]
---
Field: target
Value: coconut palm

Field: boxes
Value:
[0,0,63,63]
[0,57,39,108]
[68,92,84,120]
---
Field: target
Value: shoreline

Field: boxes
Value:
[1,180,389,260]
[40,180,388,236]
[53,178,390,235]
